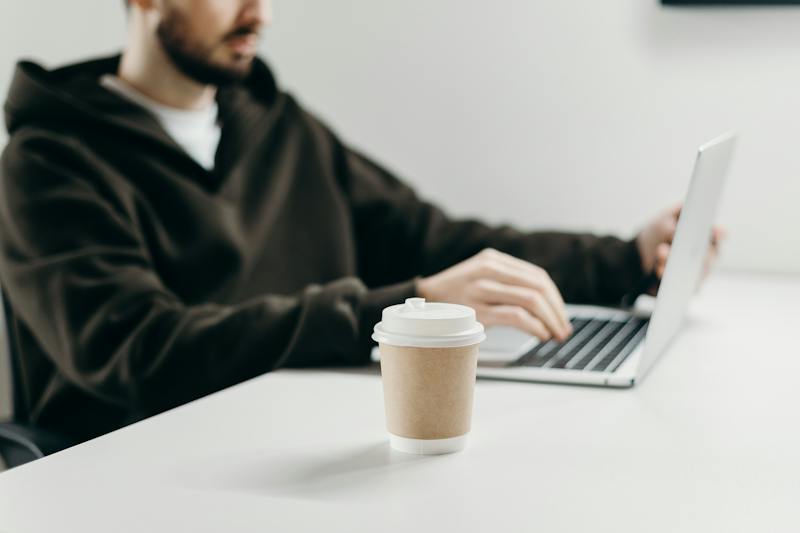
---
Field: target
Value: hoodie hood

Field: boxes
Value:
[4,54,281,144]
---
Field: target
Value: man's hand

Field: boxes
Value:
[636,204,725,288]
[416,248,573,341]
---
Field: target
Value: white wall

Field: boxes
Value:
[2,1,798,277]
[262,0,800,275]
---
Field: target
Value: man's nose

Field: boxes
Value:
[242,0,273,28]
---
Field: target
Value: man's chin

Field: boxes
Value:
[197,57,255,85]
[213,53,257,76]
[225,62,255,82]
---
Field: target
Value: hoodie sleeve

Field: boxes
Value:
[0,133,414,416]
[327,134,644,306]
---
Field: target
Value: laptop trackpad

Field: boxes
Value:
[371,326,539,366]
[479,326,539,366]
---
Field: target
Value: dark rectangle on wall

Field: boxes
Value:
[663,0,800,3]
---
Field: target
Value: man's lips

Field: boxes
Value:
[226,33,260,55]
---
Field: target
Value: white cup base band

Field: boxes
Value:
[389,433,468,455]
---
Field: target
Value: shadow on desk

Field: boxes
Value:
[172,440,438,501]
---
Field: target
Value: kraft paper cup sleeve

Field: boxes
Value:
[379,343,479,441]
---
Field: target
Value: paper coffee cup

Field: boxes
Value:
[372,298,485,455]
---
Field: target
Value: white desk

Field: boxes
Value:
[1,273,798,532]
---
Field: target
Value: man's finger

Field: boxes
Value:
[481,305,551,341]
[701,244,719,281]
[655,243,670,278]
[489,252,571,333]
[474,258,571,334]
[668,203,682,219]
[475,279,569,341]
[710,226,727,248]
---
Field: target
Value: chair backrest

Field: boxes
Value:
[0,289,75,467]
[0,288,14,422]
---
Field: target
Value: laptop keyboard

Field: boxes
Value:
[510,316,649,373]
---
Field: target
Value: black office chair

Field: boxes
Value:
[0,291,74,469]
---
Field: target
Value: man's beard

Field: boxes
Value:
[156,8,257,86]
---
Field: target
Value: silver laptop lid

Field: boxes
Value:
[636,132,737,380]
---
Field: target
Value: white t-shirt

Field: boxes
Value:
[100,75,221,171]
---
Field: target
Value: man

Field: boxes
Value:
[0,0,719,444]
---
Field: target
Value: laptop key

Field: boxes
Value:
[568,320,628,370]
[545,319,607,369]
[512,318,591,367]
[591,319,648,372]
[606,323,649,373]
[582,318,642,372]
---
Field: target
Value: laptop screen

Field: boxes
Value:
[637,132,737,380]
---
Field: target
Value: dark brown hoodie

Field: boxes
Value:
[0,55,643,443]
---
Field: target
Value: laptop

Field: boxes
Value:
[476,132,736,387]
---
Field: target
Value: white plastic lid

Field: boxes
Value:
[372,298,486,348]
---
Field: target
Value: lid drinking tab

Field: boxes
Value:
[371,298,486,348]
